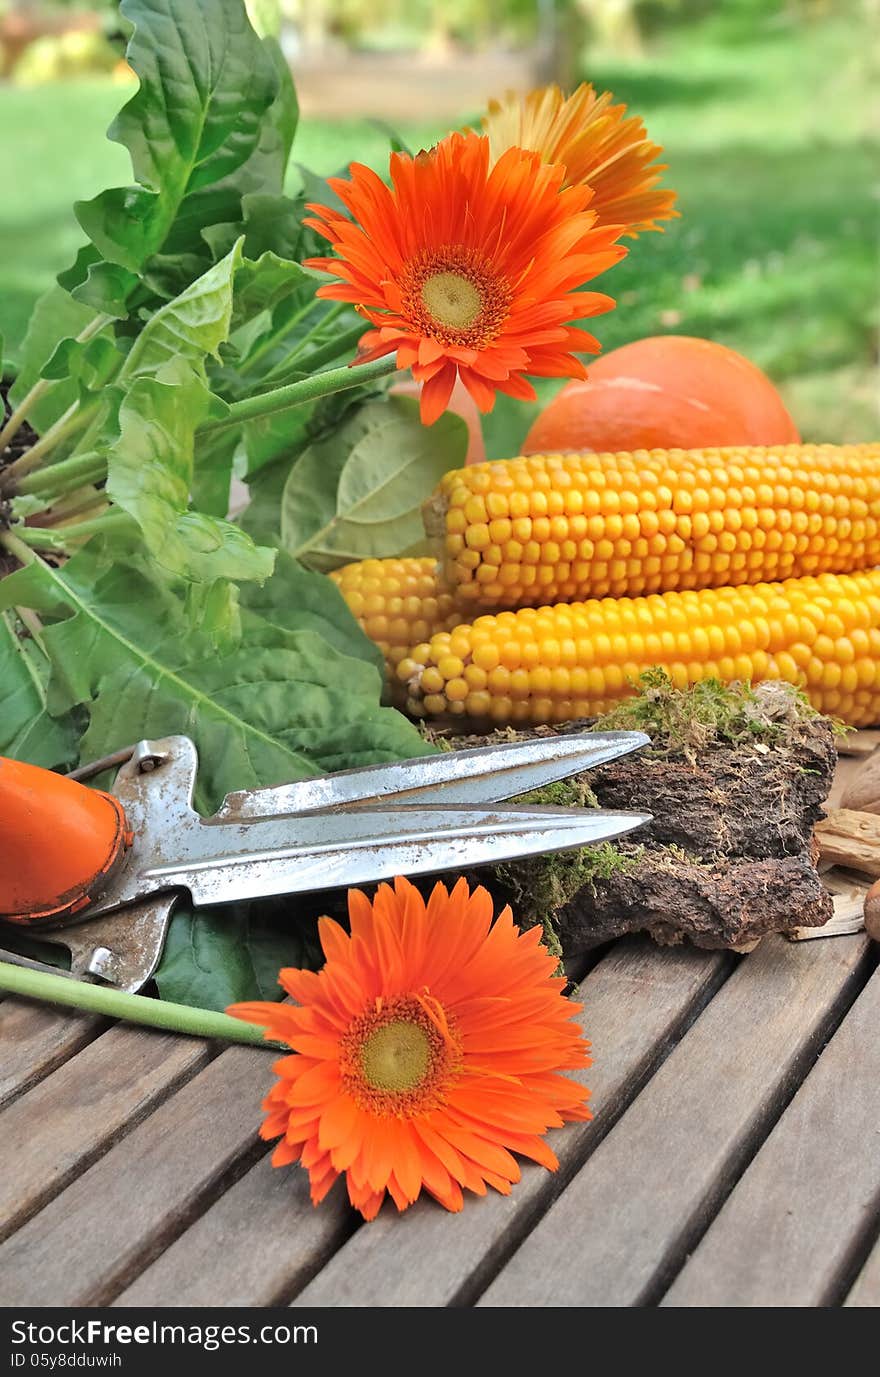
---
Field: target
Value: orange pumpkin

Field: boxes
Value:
[523,335,800,454]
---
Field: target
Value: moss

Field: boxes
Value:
[496,839,643,956]
[514,776,599,810]
[599,669,825,761]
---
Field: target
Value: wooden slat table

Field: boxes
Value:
[1,753,878,1309]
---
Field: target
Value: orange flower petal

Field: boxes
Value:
[304,130,622,424]
[234,876,591,1220]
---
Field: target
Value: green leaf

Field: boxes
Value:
[154,900,321,1011]
[119,241,244,384]
[232,251,311,327]
[0,611,78,769]
[75,0,279,276]
[191,425,240,519]
[239,191,302,262]
[280,395,468,570]
[106,369,275,585]
[240,548,383,671]
[7,287,100,432]
[59,247,141,320]
[0,541,432,815]
[41,334,122,411]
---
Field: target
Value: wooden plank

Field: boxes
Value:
[663,964,880,1307]
[0,1025,212,1243]
[293,938,730,1308]
[845,1233,880,1307]
[478,933,871,1308]
[114,1152,352,1308]
[0,998,104,1110]
[0,1045,272,1307]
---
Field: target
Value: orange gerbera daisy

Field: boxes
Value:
[303,130,626,423]
[482,83,677,237]
[229,875,591,1221]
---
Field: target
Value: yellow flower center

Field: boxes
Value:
[361,1019,431,1093]
[340,992,461,1118]
[421,271,482,330]
[399,245,513,349]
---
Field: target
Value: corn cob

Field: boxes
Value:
[330,557,464,680]
[426,444,880,610]
[396,568,880,728]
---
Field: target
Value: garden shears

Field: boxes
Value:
[0,731,652,993]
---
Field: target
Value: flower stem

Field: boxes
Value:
[10,509,134,553]
[10,527,69,552]
[0,960,280,1049]
[0,314,111,455]
[16,449,106,499]
[200,353,397,436]
[0,528,39,566]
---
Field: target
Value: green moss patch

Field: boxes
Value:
[599,669,827,762]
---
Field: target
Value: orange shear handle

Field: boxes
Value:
[0,756,132,926]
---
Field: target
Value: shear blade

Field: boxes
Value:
[217,730,651,819]
[128,803,652,908]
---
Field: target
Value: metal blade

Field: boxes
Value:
[90,804,651,911]
[215,731,650,820]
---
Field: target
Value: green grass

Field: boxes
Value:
[0,6,876,453]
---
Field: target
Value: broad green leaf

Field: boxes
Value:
[239,191,302,262]
[106,369,275,585]
[7,286,100,432]
[240,548,382,671]
[0,611,78,768]
[119,242,244,384]
[1,541,432,814]
[191,425,240,519]
[155,899,322,1010]
[280,396,468,570]
[75,0,278,275]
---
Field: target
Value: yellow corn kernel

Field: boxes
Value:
[425,445,880,610]
[330,557,464,688]
[398,569,880,728]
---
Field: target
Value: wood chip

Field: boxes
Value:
[815,809,880,877]
[788,886,866,941]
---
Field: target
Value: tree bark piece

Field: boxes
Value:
[447,701,837,953]
[560,854,832,952]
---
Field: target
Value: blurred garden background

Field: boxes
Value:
[0,0,877,456]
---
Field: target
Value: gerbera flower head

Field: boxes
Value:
[303,130,626,423]
[482,83,677,237]
[229,875,591,1221]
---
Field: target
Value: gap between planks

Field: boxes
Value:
[661,956,880,1308]
[291,937,733,1309]
[477,933,873,1308]
[0,1045,276,1307]
[0,1022,218,1243]
[0,999,107,1111]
